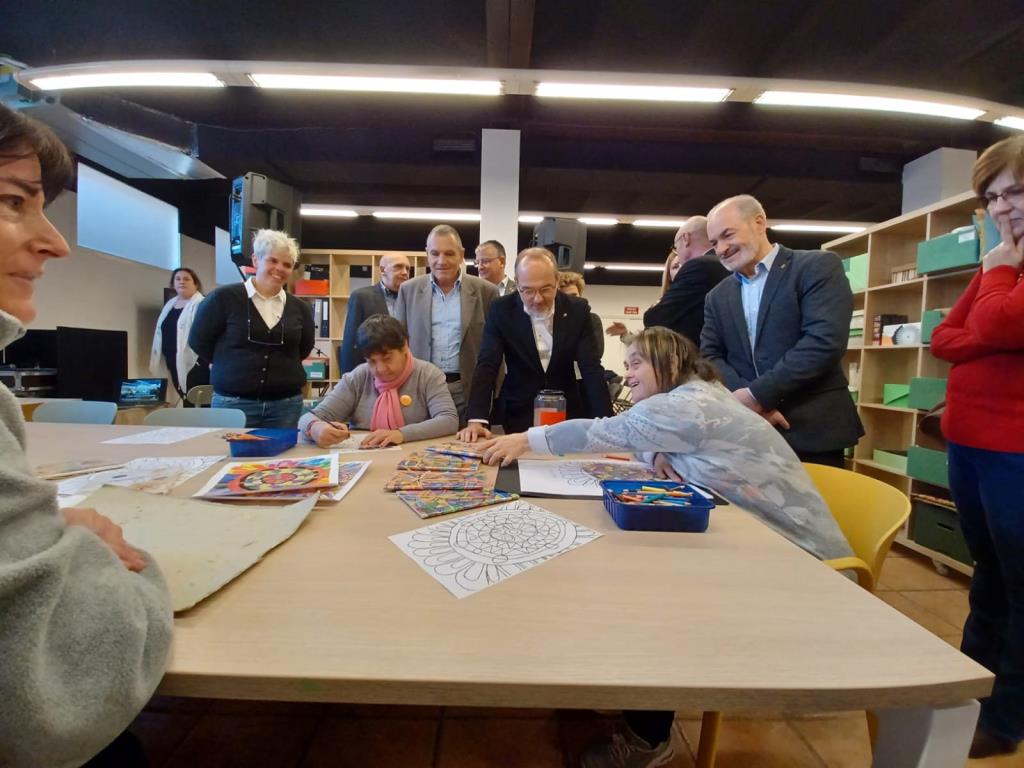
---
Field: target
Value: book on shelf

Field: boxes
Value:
[871,314,908,346]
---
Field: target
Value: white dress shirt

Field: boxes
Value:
[526,305,554,372]
[245,278,287,329]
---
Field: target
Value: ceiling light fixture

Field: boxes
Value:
[578,217,619,226]
[602,264,667,272]
[28,72,224,90]
[754,91,983,120]
[995,117,1024,132]
[770,223,866,234]
[518,215,544,224]
[632,219,688,228]
[250,74,501,96]
[300,206,359,218]
[536,82,731,103]
[372,210,481,222]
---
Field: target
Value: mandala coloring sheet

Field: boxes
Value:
[390,500,601,598]
[516,459,652,497]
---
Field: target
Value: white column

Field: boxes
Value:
[479,128,521,279]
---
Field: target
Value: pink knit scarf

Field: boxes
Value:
[370,347,416,431]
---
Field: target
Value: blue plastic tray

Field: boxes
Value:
[600,480,713,532]
[227,428,298,458]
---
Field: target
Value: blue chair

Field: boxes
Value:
[143,407,247,428]
[32,400,117,425]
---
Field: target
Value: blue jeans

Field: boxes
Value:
[212,393,304,429]
[948,441,1024,742]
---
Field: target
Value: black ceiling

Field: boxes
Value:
[4,0,1024,275]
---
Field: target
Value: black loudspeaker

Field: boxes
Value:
[531,218,587,272]
[229,173,302,267]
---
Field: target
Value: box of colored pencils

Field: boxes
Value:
[600,480,713,532]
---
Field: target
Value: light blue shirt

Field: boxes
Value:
[735,244,779,351]
[379,282,398,316]
[429,277,462,374]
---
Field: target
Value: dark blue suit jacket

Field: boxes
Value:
[700,246,864,454]
[338,283,389,374]
[644,253,729,345]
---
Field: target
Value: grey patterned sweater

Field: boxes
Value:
[527,378,852,561]
[0,311,173,768]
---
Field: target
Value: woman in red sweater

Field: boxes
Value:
[931,135,1024,759]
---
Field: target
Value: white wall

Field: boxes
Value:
[583,283,662,371]
[33,191,216,377]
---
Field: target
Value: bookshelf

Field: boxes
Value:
[293,249,427,392]
[824,190,981,576]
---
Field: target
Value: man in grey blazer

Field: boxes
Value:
[394,225,499,425]
[338,252,411,374]
[701,195,863,467]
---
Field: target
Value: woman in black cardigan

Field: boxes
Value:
[188,229,314,428]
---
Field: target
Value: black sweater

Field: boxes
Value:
[188,283,314,399]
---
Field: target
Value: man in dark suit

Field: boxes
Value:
[701,195,863,467]
[338,252,410,374]
[458,248,612,439]
[643,216,729,345]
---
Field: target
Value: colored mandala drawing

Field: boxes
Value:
[385,470,487,491]
[200,455,338,498]
[581,461,656,483]
[397,451,480,472]
[390,501,601,598]
[396,489,519,519]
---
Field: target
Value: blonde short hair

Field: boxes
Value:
[252,229,299,263]
[557,271,586,295]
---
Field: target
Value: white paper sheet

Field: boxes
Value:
[516,458,652,497]
[390,500,601,598]
[325,432,402,454]
[102,426,219,445]
[86,486,317,611]
[56,455,224,497]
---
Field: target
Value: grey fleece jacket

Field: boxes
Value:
[0,311,173,768]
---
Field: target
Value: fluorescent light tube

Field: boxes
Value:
[29,72,224,90]
[754,91,983,120]
[518,215,544,223]
[603,264,667,272]
[300,206,359,218]
[771,224,866,234]
[995,117,1024,132]
[577,217,619,226]
[536,82,731,103]
[372,211,481,222]
[632,219,688,228]
[251,74,501,96]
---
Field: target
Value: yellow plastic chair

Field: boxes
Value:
[696,463,912,767]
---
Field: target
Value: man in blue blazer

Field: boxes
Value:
[701,195,863,466]
[459,248,612,439]
[338,252,411,374]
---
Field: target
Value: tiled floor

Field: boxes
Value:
[131,548,1022,767]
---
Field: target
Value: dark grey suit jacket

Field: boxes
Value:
[700,246,864,454]
[339,283,390,375]
[644,253,729,345]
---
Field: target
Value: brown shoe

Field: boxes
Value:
[969,729,1018,759]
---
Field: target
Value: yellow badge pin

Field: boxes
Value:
[400,394,413,407]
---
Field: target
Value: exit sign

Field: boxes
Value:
[624,306,639,315]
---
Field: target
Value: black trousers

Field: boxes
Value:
[794,448,846,469]
[82,731,147,768]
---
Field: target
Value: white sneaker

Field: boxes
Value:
[580,728,674,768]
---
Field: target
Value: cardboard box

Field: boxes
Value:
[908,377,946,411]
[882,383,910,407]
[916,228,980,274]
[921,309,948,343]
[294,279,329,296]
[907,445,949,488]
[872,448,908,474]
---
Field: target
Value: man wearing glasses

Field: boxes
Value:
[458,248,612,441]
[189,229,315,428]
[474,240,516,296]
[338,252,411,374]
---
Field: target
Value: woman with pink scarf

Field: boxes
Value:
[299,314,458,448]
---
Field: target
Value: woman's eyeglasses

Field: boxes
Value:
[246,301,285,346]
[982,185,1024,208]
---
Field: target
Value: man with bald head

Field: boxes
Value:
[338,252,411,374]
[700,194,863,466]
[642,215,729,344]
[459,248,611,440]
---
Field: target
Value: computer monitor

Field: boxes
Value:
[117,378,168,408]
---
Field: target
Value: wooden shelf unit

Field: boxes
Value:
[294,249,427,387]
[824,190,979,576]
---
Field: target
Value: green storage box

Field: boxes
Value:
[910,498,972,565]
[872,448,908,474]
[921,309,947,343]
[908,377,946,411]
[844,253,868,293]
[916,229,980,275]
[303,360,327,380]
[882,383,910,407]
[907,445,949,487]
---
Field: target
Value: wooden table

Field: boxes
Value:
[25,423,993,767]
